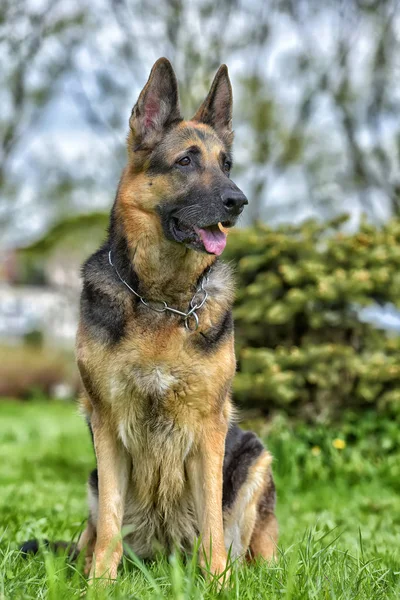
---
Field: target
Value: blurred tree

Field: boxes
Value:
[0,0,88,190]
[236,0,400,223]
[69,0,400,223]
[3,0,400,246]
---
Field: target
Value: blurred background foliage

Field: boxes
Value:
[226,216,400,419]
[2,0,400,424]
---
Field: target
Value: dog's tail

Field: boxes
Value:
[20,539,79,560]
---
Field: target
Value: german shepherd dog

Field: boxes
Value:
[23,58,278,582]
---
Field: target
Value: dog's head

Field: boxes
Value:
[122,58,247,257]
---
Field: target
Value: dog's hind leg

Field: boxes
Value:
[222,426,278,562]
[248,473,278,561]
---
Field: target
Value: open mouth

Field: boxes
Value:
[171,218,233,256]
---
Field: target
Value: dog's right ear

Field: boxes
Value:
[129,58,182,151]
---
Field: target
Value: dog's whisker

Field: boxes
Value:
[174,204,202,220]
[174,203,200,214]
[175,213,203,224]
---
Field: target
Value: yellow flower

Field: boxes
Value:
[311,446,321,456]
[332,438,346,450]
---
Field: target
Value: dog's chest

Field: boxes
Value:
[113,361,178,401]
[109,312,233,412]
[113,357,197,547]
[111,348,200,471]
[107,302,235,468]
[110,346,198,414]
[109,335,196,473]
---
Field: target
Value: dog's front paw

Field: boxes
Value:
[88,556,119,584]
[87,570,117,587]
[200,554,231,587]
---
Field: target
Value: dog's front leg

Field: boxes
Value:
[188,416,228,578]
[89,412,129,583]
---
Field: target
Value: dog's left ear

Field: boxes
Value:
[129,58,182,150]
[191,65,233,148]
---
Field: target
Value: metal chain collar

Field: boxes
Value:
[108,250,209,331]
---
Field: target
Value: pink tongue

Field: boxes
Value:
[196,227,227,256]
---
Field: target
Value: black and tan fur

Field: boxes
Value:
[23,58,278,581]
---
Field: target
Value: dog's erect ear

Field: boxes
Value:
[129,58,182,150]
[191,65,233,148]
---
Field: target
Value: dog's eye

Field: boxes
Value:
[223,160,232,173]
[177,156,191,166]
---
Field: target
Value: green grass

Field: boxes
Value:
[1,400,400,599]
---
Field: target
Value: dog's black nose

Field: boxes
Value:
[221,189,248,215]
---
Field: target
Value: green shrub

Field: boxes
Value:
[224,216,400,418]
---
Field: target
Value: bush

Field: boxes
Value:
[224,216,400,418]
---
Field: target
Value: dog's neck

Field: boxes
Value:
[110,206,215,308]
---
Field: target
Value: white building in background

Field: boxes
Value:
[0,214,106,349]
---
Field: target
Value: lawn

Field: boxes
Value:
[0,400,400,599]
